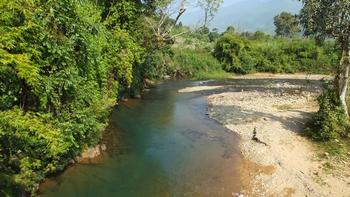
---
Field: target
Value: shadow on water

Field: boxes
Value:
[39,81,243,197]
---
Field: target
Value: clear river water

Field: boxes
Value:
[39,81,243,197]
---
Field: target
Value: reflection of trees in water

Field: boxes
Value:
[101,123,124,157]
[143,89,177,127]
[156,99,175,126]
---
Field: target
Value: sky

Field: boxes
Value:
[178,0,302,33]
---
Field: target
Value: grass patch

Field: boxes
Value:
[318,138,350,158]
[192,70,231,80]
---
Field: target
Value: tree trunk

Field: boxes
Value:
[338,49,350,116]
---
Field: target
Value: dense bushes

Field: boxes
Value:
[0,109,72,193]
[305,89,349,141]
[169,49,229,79]
[214,33,338,74]
[0,0,152,195]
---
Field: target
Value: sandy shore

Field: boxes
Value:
[179,74,350,197]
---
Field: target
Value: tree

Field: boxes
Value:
[144,0,187,44]
[300,0,350,116]
[224,26,236,35]
[197,26,210,35]
[274,11,301,37]
[208,28,220,42]
[253,31,270,40]
[198,0,224,27]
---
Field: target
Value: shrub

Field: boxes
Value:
[0,109,71,194]
[214,34,338,74]
[305,89,349,141]
[170,49,228,79]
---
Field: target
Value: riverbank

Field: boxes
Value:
[179,74,350,196]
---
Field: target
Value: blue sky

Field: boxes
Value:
[179,0,302,33]
[185,0,269,11]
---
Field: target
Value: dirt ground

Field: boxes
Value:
[179,74,350,197]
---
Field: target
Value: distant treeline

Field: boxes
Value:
[168,26,339,78]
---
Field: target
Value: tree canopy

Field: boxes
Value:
[198,0,224,26]
[273,11,301,37]
[300,0,350,115]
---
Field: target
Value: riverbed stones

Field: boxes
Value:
[200,75,350,196]
[76,144,107,163]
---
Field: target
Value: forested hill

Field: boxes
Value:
[180,0,302,33]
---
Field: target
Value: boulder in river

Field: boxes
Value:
[76,144,107,163]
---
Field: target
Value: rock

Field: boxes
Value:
[76,145,102,162]
[232,192,244,197]
[82,146,101,158]
[69,159,75,164]
[133,94,142,99]
[164,75,171,80]
[101,144,107,151]
[144,78,157,88]
[324,152,330,157]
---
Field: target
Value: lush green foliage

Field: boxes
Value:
[300,0,350,44]
[273,11,300,37]
[170,26,229,79]
[214,33,338,74]
[300,0,350,117]
[170,49,229,79]
[300,0,350,151]
[0,0,162,195]
[305,89,349,141]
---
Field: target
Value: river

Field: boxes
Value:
[39,81,243,197]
